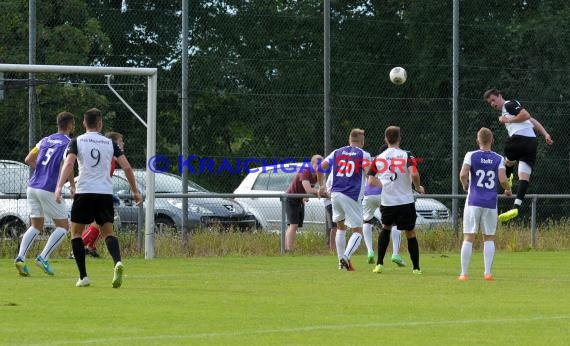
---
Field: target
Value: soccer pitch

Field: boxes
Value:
[1,252,569,345]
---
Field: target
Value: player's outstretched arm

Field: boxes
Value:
[498,167,512,196]
[115,155,142,206]
[529,117,554,145]
[459,164,470,192]
[411,171,424,194]
[367,175,382,188]
[301,179,321,196]
[55,154,77,203]
[24,146,39,169]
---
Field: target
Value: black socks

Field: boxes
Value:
[376,228,391,265]
[515,180,529,207]
[71,237,87,279]
[407,237,420,270]
[105,235,122,264]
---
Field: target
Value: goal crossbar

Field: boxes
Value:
[0,63,156,76]
[0,63,158,259]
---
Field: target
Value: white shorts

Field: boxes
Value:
[362,194,381,221]
[331,192,363,229]
[27,186,69,220]
[463,204,497,235]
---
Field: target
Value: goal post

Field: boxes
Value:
[0,63,158,259]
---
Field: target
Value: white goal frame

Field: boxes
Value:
[0,63,158,259]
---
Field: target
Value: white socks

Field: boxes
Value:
[17,227,40,260]
[40,227,67,259]
[460,240,473,276]
[335,230,363,261]
[363,224,401,256]
[344,233,362,259]
[483,241,495,275]
[460,240,495,276]
[362,223,374,255]
[391,227,401,256]
[335,229,346,261]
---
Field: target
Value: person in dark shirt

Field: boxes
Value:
[284,155,325,252]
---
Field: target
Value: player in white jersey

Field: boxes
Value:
[362,144,405,266]
[14,112,76,277]
[54,108,142,288]
[320,128,371,271]
[368,126,424,275]
[459,128,512,281]
[484,88,553,222]
[76,131,125,259]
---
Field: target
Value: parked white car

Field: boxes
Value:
[234,162,451,231]
[0,160,34,238]
[0,160,73,238]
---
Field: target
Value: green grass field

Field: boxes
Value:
[1,252,569,345]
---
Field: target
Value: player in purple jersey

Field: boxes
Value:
[459,128,512,281]
[15,112,76,277]
[321,129,371,271]
[484,88,553,222]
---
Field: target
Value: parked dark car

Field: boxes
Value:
[112,169,257,232]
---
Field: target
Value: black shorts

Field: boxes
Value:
[325,204,337,229]
[504,135,537,169]
[71,193,115,225]
[380,203,417,231]
[286,198,305,227]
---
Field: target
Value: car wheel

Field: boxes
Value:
[252,218,263,232]
[154,216,176,235]
[235,219,262,233]
[0,217,27,240]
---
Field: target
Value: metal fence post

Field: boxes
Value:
[280,195,286,254]
[137,203,144,254]
[531,196,537,249]
[452,196,460,235]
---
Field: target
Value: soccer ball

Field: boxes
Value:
[389,67,407,85]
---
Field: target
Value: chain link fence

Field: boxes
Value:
[0,1,568,239]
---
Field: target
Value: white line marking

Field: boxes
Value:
[33,315,570,345]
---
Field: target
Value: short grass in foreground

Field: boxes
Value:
[1,252,569,345]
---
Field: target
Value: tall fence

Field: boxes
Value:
[2,192,567,257]
[0,1,568,226]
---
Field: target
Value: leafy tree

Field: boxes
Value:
[0,0,112,158]
[1,0,568,214]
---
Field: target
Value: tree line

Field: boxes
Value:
[0,0,568,218]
